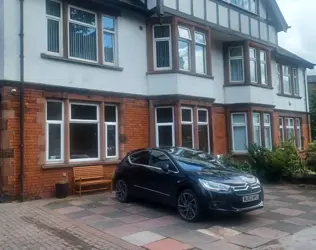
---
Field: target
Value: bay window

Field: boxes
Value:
[252,113,261,146]
[249,47,257,83]
[46,0,62,54]
[156,107,175,147]
[46,101,64,162]
[279,116,303,149]
[195,32,207,74]
[105,105,118,158]
[153,25,172,69]
[231,113,248,152]
[181,107,194,148]
[264,113,272,149]
[279,117,284,142]
[296,118,302,150]
[198,109,210,153]
[260,51,268,85]
[286,118,295,142]
[103,16,116,64]
[229,47,244,82]
[70,103,99,161]
[178,26,192,71]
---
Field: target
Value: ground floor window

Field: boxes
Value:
[264,113,272,150]
[155,107,175,147]
[279,116,303,149]
[231,113,248,152]
[198,109,210,153]
[181,107,194,148]
[105,105,118,158]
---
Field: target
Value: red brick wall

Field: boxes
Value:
[212,106,228,155]
[0,86,149,199]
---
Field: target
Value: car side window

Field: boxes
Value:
[129,151,150,165]
[150,150,177,172]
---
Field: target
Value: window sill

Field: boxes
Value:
[277,93,302,99]
[42,160,120,169]
[41,53,124,72]
[147,70,214,80]
[224,83,273,89]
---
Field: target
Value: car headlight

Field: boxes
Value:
[199,179,231,192]
[255,177,261,185]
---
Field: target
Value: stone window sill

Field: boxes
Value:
[41,53,124,72]
[42,160,120,169]
[224,83,273,89]
[147,70,214,80]
[277,93,302,99]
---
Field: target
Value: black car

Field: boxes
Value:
[113,147,264,222]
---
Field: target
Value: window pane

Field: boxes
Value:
[154,26,170,38]
[195,32,206,44]
[178,40,190,71]
[250,60,257,82]
[104,33,114,63]
[69,23,97,61]
[106,124,117,157]
[249,48,256,59]
[130,151,149,165]
[47,19,60,53]
[233,126,247,151]
[198,110,208,123]
[103,16,114,31]
[105,106,116,122]
[70,8,96,25]
[156,41,170,68]
[182,124,193,148]
[229,47,242,57]
[253,126,261,145]
[283,76,291,94]
[261,63,267,85]
[70,123,98,159]
[198,125,209,152]
[264,127,272,149]
[264,113,270,123]
[157,108,173,123]
[250,0,257,13]
[48,124,61,160]
[47,102,62,120]
[158,126,173,147]
[230,59,243,81]
[71,104,97,120]
[195,45,206,74]
[286,128,295,141]
[232,114,246,124]
[46,0,61,17]
[178,27,191,40]
[243,0,249,10]
[253,113,260,124]
[181,109,192,122]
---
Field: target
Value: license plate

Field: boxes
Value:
[242,194,259,203]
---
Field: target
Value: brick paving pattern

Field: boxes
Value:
[1,184,316,249]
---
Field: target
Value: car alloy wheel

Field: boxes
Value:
[178,190,199,222]
[115,179,129,202]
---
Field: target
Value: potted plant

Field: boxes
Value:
[55,173,69,199]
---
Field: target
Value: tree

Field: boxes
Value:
[308,84,316,140]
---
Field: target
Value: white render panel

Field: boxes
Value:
[260,22,268,41]
[206,0,217,24]
[218,5,229,28]
[229,9,239,31]
[240,14,249,35]
[147,0,157,9]
[259,0,267,20]
[147,74,178,95]
[0,0,4,79]
[193,0,204,19]
[250,18,259,38]
[224,86,251,104]
[179,0,191,15]
[268,25,277,44]
[164,0,176,9]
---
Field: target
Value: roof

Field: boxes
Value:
[267,0,289,32]
[308,75,316,84]
[275,47,315,69]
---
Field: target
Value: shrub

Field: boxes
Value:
[305,141,316,171]
[218,155,253,174]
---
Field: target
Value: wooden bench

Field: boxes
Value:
[73,165,112,197]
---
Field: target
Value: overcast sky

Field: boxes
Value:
[277,0,316,74]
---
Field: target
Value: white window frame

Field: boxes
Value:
[264,113,272,149]
[293,68,299,96]
[194,31,207,74]
[178,26,192,72]
[283,66,292,95]
[69,102,100,162]
[279,117,284,142]
[46,100,64,163]
[286,117,295,143]
[197,108,210,153]
[226,0,257,14]
[181,107,194,148]
[260,50,268,85]
[155,107,175,147]
[46,0,63,55]
[229,46,244,83]
[68,5,98,63]
[105,105,118,159]
[249,47,257,83]
[252,112,261,146]
[296,118,302,150]
[102,15,117,66]
[153,24,172,70]
[231,112,248,153]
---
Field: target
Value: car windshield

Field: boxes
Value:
[166,148,227,171]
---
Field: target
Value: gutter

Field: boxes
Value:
[303,69,311,144]
[19,0,25,201]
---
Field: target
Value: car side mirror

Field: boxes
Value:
[160,163,170,172]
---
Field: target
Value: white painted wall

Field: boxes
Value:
[0,0,4,79]
[179,0,191,15]
[3,0,148,95]
[164,0,176,9]
[193,0,204,19]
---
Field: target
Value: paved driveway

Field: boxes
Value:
[44,184,316,250]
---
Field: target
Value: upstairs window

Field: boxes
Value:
[283,66,292,95]
[46,0,62,54]
[153,25,172,70]
[223,0,257,14]
[229,47,244,82]
[278,64,300,97]
[103,16,116,64]
[260,51,268,85]
[68,7,97,62]
[249,47,257,83]
[195,32,207,74]
[277,64,282,93]
[293,68,299,96]
[178,26,192,71]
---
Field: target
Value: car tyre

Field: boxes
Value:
[177,189,201,222]
[115,179,129,203]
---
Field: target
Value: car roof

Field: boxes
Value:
[127,147,203,155]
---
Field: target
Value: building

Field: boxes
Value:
[0,0,314,200]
